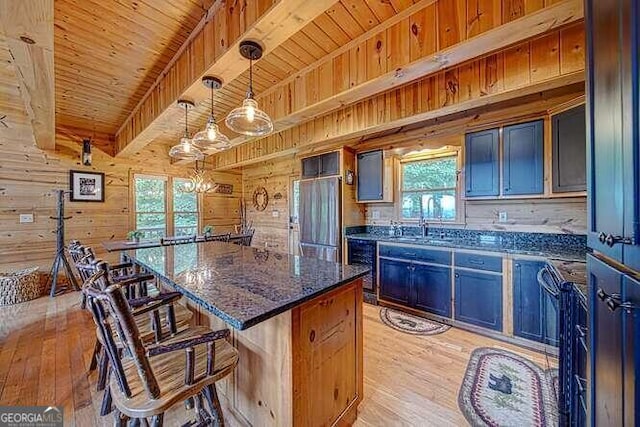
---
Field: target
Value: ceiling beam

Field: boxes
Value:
[115,0,338,158]
[199,0,584,158]
[207,24,586,171]
[0,0,55,151]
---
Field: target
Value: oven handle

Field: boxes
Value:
[537,265,559,298]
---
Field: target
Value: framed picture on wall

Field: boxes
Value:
[69,170,105,202]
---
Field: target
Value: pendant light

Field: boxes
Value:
[181,159,217,194]
[169,100,204,161]
[193,76,231,152]
[225,41,273,137]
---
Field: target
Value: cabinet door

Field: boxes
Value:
[302,156,319,179]
[319,152,339,177]
[503,120,544,195]
[512,260,545,343]
[356,150,383,201]
[464,129,499,197]
[552,105,587,193]
[379,258,411,305]
[454,270,503,331]
[622,274,640,426]
[586,0,625,262]
[412,264,452,318]
[588,254,624,427]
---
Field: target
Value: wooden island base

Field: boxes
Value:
[187,278,364,427]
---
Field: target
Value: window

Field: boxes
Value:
[173,179,198,236]
[135,176,167,238]
[401,155,458,221]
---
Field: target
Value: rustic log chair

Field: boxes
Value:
[160,235,197,246]
[203,233,231,243]
[79,259,196,417]
[75,250,193,379]
[230,230,254,247]
[83,267,238,426]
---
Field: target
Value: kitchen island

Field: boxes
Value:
[126,242,369,427]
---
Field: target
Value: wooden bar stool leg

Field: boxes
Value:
[89,339,101,371]
[97,348,109,391]
[203,384,224,427]
[150,414,164,427]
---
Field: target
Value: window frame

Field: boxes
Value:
[132,173,201,238]
[172,178,200,237]
[397,148,463,224]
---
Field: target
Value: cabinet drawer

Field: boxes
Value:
[455,252,502,272]
[379,244,451,265]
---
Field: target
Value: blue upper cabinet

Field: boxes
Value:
[503,120,544,195]
[586,0,640,268]
[356,150,384,202]
[465,129,499,197]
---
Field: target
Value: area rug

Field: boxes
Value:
[458,347,559,427]
[379,307,451,335]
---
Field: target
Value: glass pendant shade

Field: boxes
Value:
[225,97,273,136]
[193,117,231,151]
[169,136,204,161]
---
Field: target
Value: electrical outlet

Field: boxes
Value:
[271,210,279,218]
[372,210,380,220]
[19,213,34,223]
[498,212,508,223]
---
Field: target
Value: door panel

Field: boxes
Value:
[503,120,544,195]
[413,264,452,318]
[454,270,503,331]
[379,258,411,305]
[465,129,499,197]
[356,150,383,201]
[588,254,624,427]
[513,261,545,343]
[552,104,587,193]
[622,274,640,426]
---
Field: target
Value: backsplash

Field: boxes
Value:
[345,225,587,257]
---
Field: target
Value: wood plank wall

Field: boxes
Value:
[0,134,240,272]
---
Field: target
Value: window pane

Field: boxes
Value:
[136,213,166,238]
[135,178,165,212]
[402,190,456,220]
[402,157,457,190]
[173,180,197,212]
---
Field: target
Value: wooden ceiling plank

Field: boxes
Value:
[115,0,338,157]
[341,0,382,32]
[311,13,352,46]
[0,0,55,151]
[325,2,367,40]
[204,0,582,156]
[365,0,397,22]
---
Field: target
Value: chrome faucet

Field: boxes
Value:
[419,200,429,238]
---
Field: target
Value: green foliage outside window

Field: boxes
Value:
[401,155,458,221]
[135,177,166,238]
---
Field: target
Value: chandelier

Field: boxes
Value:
[193,76,231,152]
[225,41,273,137]
[169,100,204,161]
[181,160,218,194]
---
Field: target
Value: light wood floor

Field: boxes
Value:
[0,293,555,426]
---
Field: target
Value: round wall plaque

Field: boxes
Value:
[252,187,269,211]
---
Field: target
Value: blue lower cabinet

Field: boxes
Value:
[513,261,546,342]
[622,274,640,426]
[379,258,411,305]
[455,270,503,331]
[413,264,452,318]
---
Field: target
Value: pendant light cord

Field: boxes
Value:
[184,103,189,136]
[210,84,215,121]
[247,57,254,99]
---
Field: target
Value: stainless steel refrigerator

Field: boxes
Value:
[299,176,341,262]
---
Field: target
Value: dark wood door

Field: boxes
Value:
[454,269,502,331]
[588,254,624,427]
[412,264,452,318]
[379,258,411,305]
[356,150,383,201]
[512,260,545,343]
[552,105,587,193]
[502,120,544,195]
[464,129,499,197]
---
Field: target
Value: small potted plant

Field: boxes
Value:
[202,225,214,238]
[127,230,143,243]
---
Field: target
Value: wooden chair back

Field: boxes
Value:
[160,235,196,246]
[204,233,231,243]
[83,268,161,399]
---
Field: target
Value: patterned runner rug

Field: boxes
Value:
[458,347,558,427]
[379,307,451,335]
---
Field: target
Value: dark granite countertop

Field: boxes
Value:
[346,233,587,262]
[126,242,370,330]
